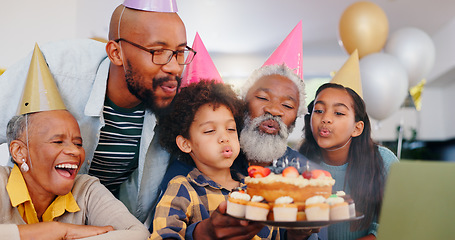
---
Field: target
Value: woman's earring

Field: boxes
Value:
[20,159,29,172]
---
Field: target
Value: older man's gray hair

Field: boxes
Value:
[240,64,307,117]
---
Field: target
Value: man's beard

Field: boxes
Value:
[240,114,293,164]
[124,61,181,117]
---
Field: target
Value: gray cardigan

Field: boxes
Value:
[0,166,150,240]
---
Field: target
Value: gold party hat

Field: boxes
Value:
[17,43,66,115]
[330,49,363,98]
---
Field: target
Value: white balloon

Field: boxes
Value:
[385,27,435,87]
[360,53,409,121]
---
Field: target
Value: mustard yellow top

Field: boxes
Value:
[5,165,80,224]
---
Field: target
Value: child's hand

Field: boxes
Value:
[193,201,264,240]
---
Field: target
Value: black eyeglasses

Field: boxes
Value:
[114,38,197,65]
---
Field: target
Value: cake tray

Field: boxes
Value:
[228,212,364,229]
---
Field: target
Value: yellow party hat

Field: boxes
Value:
[17,43,66,115]
[330,49,363,98]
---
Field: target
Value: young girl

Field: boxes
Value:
[151,81,275,240]
[299,83,399,240]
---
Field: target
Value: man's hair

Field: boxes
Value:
[159,80,245,165]
[240,64,307,117]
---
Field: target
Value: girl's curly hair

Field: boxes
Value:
[158,80,245,165]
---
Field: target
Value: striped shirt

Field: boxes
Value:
[151,168,280,240]
[88,97,145,197]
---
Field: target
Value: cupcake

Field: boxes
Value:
[273,196,298,221]
[245,195,270,221]
[336,191,356,218]
[226,189,251,218]
[305,195,329,221]
[326,194,350,220]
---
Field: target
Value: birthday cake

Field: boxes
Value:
[235,165,336,221]
[245,166,335,204]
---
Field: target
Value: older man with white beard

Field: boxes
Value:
[234,64,315,174]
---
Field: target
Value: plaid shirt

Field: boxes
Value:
[150,168,279,240]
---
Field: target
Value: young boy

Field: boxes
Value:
[150,81,277,240]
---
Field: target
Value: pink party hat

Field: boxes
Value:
[262,21,303,79]
[123,0,178,12]
[181,33,223,87]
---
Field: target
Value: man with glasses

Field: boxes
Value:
[0,1,193,223]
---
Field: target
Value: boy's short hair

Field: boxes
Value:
[159,80,245,165]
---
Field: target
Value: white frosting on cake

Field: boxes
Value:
[251,195,264,202]
[245,173,335,187]
[305,195,327,205]
[275,196,294,204]
[229,191,251,201]
[336,191,346,197]
[326,196,345,205]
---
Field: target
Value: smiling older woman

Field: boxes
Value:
[0,110,150,240]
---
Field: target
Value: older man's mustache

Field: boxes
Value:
[239,114,289,163]
[249,114,289,138]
